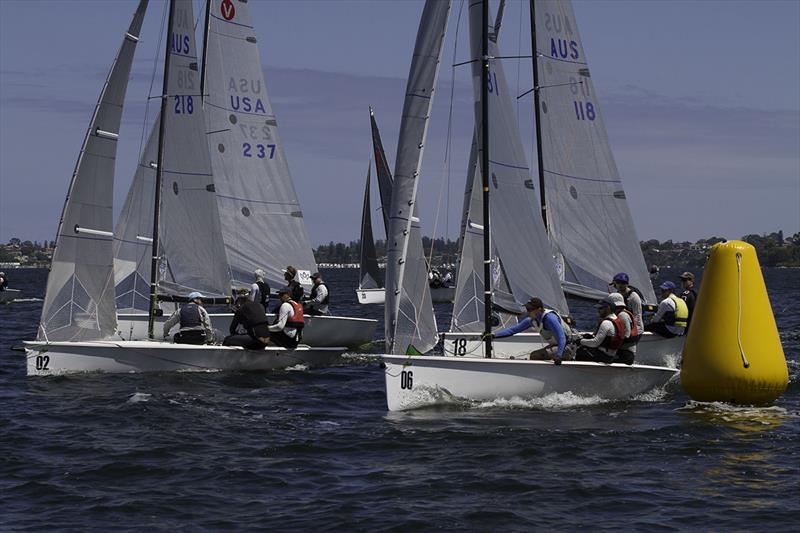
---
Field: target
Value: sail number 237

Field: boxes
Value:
[243,143,275,159]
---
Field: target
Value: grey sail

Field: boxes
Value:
[467,3,569,315]
[114,119,158,312]
[204,0,317,291]
[385,0,451,354]
[358,165,382,290]
[38,0,148,341]
[369,107,394,234]
[533,0,656,304]
[151,0,232,300]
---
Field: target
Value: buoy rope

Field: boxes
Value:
[736,252,750,369]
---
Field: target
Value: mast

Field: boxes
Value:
[480,0,492,358]
[529,0,547,229]
[148,0,177,338]
[200,0,211,104]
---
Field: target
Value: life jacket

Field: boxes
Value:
[179,303,202,329]
[665,293,689,328]
[598,315,625,351]
[288,280,304,302]
[622,285,644,309]
[532,309,572,344]
[310,282,330,306]
[285,300,305,330]
[256,280,270,306]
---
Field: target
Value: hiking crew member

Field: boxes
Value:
[223,295,271,350]
[250,268,270,312]
[303,272,330,316]
[163,291,213,345]
[283,265,305,303]
[489,297,575,364]
[0,272,8,291]
[267,288,304,349]
[646,281,688,338]
[576,295,625,364]
[610,272,644,336]
[608,292,638,365]
[678,271,697,329]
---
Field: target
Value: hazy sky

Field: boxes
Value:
[1,0,798,247]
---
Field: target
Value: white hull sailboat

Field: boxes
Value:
[377,0,677,410]
[356,286,455,305]
[28,0,348,376]
[0,289,21,304]
[441,331,683,368]
[25,340,343,376]
[383,355,676,411]
[116,312,376,349]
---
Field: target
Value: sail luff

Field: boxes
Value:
[385,0,451,354]
[358,164,382,290]
[38,0,149,342]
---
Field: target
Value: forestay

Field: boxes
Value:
[358,165,382,290]
[204,0,317,291]
[38,0,148,341]
[533,0,655,304]
[385,0,451,354]
[467,3,568,315]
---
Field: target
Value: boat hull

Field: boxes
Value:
[381,354,678,411]
[117,313,377,349]
[24,340,345,376]
[0,289,21,304]
[356,286,454,305]
[441,331,684,368]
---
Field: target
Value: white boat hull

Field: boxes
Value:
[356,286,455,305]
[381,354,678,411]
[24,340,345,376]
[117,313,377,349]
[356,288,385,305]
[441,331,684,368]
[0,289,21,303]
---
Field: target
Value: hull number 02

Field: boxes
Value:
[34,355,50,371]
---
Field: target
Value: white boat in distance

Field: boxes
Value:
[356,286,455,305]
[379,0,677,410]
[0,289,21,304]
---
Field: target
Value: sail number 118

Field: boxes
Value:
[573,100,595,121]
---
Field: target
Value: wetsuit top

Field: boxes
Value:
[622,287,644,334]
[230,301,270,338]
[306,282,330,314]
[163,303,213,339]
[680,288,697,324]
[494,310,567,357]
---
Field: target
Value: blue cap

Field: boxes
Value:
[659,281,676,291]
[188,291,204,300]
[611,272,629,284]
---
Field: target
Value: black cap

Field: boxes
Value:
[310,272,321,280]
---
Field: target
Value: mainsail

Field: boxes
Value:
[204,0,317,291]
[465,3,568,315]
[385,0,451,354]
[38,0,148,341]
[358,165,382,290]
[533,0,655,304]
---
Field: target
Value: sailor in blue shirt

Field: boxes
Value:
[489,297,574,364]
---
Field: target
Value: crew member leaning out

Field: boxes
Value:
[268,288,304,349]
[488,297,575,364]
[576,295,625,364]
[645,281,688,338]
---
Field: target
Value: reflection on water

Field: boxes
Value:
[677,401,791,432]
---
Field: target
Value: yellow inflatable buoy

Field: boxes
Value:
[681,240,788,404]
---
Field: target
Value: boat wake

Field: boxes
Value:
[474,392,609,410]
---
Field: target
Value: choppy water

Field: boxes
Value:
[1,267,798,531]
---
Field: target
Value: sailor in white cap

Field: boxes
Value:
[163,291,214,344]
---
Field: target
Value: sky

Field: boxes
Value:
[1,0,798,247]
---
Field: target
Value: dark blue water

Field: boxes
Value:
[1,267,798,531]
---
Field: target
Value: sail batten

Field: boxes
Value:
[534,0,656,304]
[385,0,451,354]
[38,0,149,341]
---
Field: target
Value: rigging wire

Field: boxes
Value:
[136,2,169,161]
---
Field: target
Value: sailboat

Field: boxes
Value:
[24,0,344,375]
[380,0,677,410]
[0,289,21,304]
[112,0,377,349]
[356,108,455,305]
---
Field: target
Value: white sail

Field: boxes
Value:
[114,120,158,312]
[38,0,148,341]
[467,3,569,315]
[385,0,451,354]
[533,0,656,304]
[204,0,317,291]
